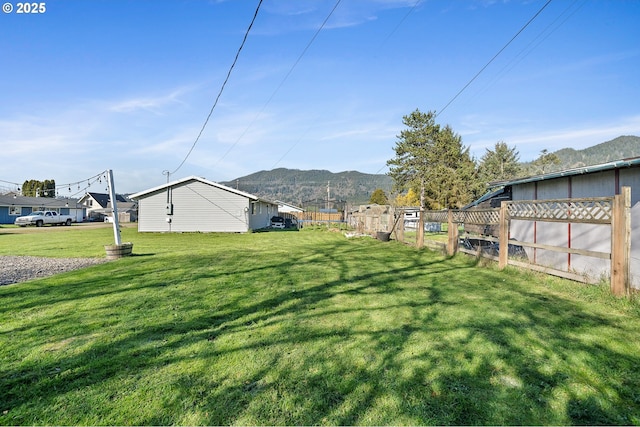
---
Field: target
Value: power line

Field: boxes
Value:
[170,0,264,177]
[375,0,555,176]
[272,0,420,170]
[436,0,553,118]
[218,0,343,168]
[466,0,585,107]
[379,0,422,47]
[0,179,21,187]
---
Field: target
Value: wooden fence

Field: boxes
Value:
[409,187,631,296]
[346,190,632,296]
[348,205,397,234]
[298,211,344,223]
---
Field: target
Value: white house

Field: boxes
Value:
[130,176,278,233]
[78,192,137,222]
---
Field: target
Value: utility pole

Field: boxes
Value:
[327,181,330,210]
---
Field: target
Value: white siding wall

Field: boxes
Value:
[249,201,276,230]
[137,191,171,232]
[171,181,249,232]
[137,180,250,233]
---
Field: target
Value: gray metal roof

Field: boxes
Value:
[130,175,277,205]
[489,156,640,189]
[0,194,81,208]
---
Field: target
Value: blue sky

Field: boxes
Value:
[1,0,639,194]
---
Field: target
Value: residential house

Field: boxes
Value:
[78,192,137,222]
[0,194,85,224]
[130,176,278,233]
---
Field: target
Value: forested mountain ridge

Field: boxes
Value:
[221,168,393,206]
[555,135,640,166]
[528,135,640,172]
[223,135,639,205]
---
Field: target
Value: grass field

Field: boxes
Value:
[1,224,640,425]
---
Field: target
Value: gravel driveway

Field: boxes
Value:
[0,256,108,286]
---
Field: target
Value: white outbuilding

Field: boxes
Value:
[130,176,278,233]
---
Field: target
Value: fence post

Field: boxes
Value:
[395,209,405,243]
[447,210,458,256]
[498,201,509,269]
[611,186,631,297]
[417,207,425,248]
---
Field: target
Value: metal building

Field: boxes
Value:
[490,157,640,288]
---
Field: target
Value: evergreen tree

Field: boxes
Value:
[387,109,484,243]
[423,125,482,209]
[369,188,389,205]
[21,179,56,197]
[532,149,561,174]
[387,109,439,208]
[478,141,521,184]
[387,109,440,247]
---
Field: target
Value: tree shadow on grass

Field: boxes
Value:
[2,236,640,425]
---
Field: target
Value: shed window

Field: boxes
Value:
[9,206,21,215]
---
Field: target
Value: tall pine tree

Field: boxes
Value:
[387,109,440,247]
[387,109,483,244]
[478,141,521,185]
[21,179,56,197]
[424,125,482,209]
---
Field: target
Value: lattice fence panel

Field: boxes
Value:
[422,211,448,223]
[507,198,613,224]
[455,208,501,225]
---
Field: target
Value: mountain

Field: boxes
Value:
[552,135,640,169]
[522,135,640,174]
[222,168,393,206]
[223,136,639,205]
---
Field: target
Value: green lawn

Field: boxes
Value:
[1,225,640,425]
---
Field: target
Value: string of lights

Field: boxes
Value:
[1,170,109,198]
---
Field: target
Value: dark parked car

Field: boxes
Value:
[270,216,285,229]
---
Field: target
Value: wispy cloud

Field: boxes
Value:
[464,115,640,161]
[108,87,195,114]
[509,115,640,147]
[256,0,420,34]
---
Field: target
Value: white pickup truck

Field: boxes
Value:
[14,211,74,227]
